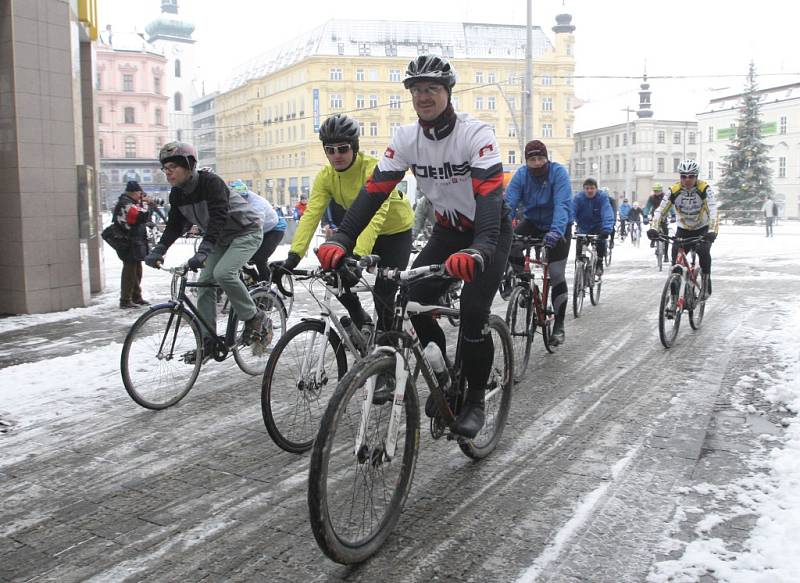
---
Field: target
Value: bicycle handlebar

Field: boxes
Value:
[377,263,448,284]
[512,234,545,246]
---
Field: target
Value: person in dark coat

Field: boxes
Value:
[113,181,153,308]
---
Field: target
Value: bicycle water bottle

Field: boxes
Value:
[341,316,366,353]
[423,342,451,391]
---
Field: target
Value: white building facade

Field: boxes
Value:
[698,82,800,219]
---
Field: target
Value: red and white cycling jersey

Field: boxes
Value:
[376,113,502,232]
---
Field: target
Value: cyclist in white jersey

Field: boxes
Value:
[315,55,512,439]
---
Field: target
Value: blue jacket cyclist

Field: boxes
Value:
[573,177,615,275]
[504,139,573,346]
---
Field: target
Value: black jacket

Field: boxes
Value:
[113,193,150,262]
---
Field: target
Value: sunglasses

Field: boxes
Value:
[324,144,352,155]
[409,85,445,96]
[680,174,697,179]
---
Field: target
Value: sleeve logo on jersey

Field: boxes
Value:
[384,147,395,159]
[478,143,494,158]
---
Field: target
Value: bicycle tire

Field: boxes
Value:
[261,319,348,454]
[605,241,613,267]
[536,285,555,354]
[689,270,706,330]
[231,289,287,376]
[572,261,585,318]
[658,273,683,348]
[505,285,532,383]
[589,261,601,306]
[308,351,419,564]
[459,315,513,460]
[657,241,664,271]
[121,305,202,409]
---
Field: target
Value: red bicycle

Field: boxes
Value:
[657,235,708,348]
[504,235,555,383]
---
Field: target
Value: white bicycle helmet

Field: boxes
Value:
[677,159,699,176]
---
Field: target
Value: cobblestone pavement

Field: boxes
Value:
[1,233,796,583]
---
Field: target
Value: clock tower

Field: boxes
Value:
[145,0,197,143]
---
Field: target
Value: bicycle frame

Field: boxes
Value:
[663,236,704,312]
[518,238,551,330]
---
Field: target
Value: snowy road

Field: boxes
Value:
[1,226,799,582]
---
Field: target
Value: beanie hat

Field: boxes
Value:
[125,181,142,193]
[525,140,548,159]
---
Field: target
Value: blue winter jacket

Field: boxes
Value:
[504,162,573,236]
[573,190,615,234]
[618,202,632,220]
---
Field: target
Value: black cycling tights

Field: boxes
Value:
[672,226,711,274]
[408,221,512,404]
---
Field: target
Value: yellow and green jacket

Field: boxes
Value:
[653,180,719,233]
[290,152,413,257]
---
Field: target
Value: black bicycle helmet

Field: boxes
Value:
[403,55,457,89]
[319,114,360,145]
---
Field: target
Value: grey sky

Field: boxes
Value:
[99,0,797,130]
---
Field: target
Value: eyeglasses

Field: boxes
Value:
[324,144,352,155]
[680,174,697,179]
[409,85,445,96]
[161,163,180,173]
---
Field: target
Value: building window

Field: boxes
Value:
[358,122,365,137]
[615,158,620,173]
[780,116,788,135]
[356,69,365,81]
[98,139,104,157]
[606,136,610,148]
[487,71,496,83]
[329,94,343,109]
[124,106,135,123]
[174,59,181,78]
[566,124,572,138]
[606,158,611,173]
[95,71,102,90]
[707,161,714,179]
[673,131,681,144]
[687,131,695,145]
[623,133,627,146]
[358,43,370,56]
[631,131,636,145]
[97,106,103,123]
[385,43,397,57]
[337,43,345,55]
[389,95,401,109]
[589,138,593,151]
[542,123,553,138]
[708,126,714,142]
[356,95,365,109]
[475,96,483,110]
[673,158,680,172]
[615,134,620,147]
[155,108,162,125]
[508,125,517,138]
[153,76,161,94]
[779,156,786,178]
[541,75,552,86]
[369,94,378,108]
[125,137,136,158]
[542,96,552,111]
[475,71,483,83]
[389,69,401,82]
[390,122,400,137]
[508,150,516,165]
[657,157,665,173]
[369,122,378,137]
[123,74,134,92]
[174,92,183,111]
[329,68,342,81]
[487,96,496,111]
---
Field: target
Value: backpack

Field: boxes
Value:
[772,201,779,216]
[101,221,130,252]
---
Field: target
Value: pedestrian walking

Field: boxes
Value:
[761,194,778,237]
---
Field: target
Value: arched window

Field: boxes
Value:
[174,59,181,78]
[174,92,183,111]
[125,137,136,158]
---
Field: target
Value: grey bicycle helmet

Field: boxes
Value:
[159,141,197,170]
[403,55,457,90]
[677,159,700,176]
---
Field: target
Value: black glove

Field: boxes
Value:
[145,244,167,268]
[281,252,302,272]
[647,229,660,241]
[188,240,213,271]
[598,231,609,240]
[643,217,650,225]
[703,231,717,243]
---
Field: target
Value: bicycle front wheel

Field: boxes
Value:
[121,306,202,409]
[689,272,706,330]
[572,261,585,318]
[505,285,532,382]
[589,264,601,306]
[459,315,513,460]
[232,289,288,376]
[658,273,683,348]
[656,241,664,271]
[262,319,348,453]
[605,241,613,266]
[308,352,420,565]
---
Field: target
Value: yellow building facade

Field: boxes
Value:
[215,18,576,207]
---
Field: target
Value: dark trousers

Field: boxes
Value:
[337,229,413,331]
[672,227,711,274]
[575,232,607,259]
[409,220,512,402]
[121,261,143,302]
[765,217,774,237]
[250,229,285,281]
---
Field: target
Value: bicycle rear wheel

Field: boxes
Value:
[262,319,348,453]
[537,286,555,354]
[689,271,706,330]
[232,289,287,376]
[459,315,513,460]
[572,261,585,318]
[308,352,419,564]
[658,273,683,348]
[121,305,202,409]
[505,285,532,382]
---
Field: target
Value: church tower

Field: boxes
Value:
[145,0,197,142]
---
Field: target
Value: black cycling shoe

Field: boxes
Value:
[453,402,485,439]
[371,376,394,405]
[425,393,437,418]
[549,320,565,347]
